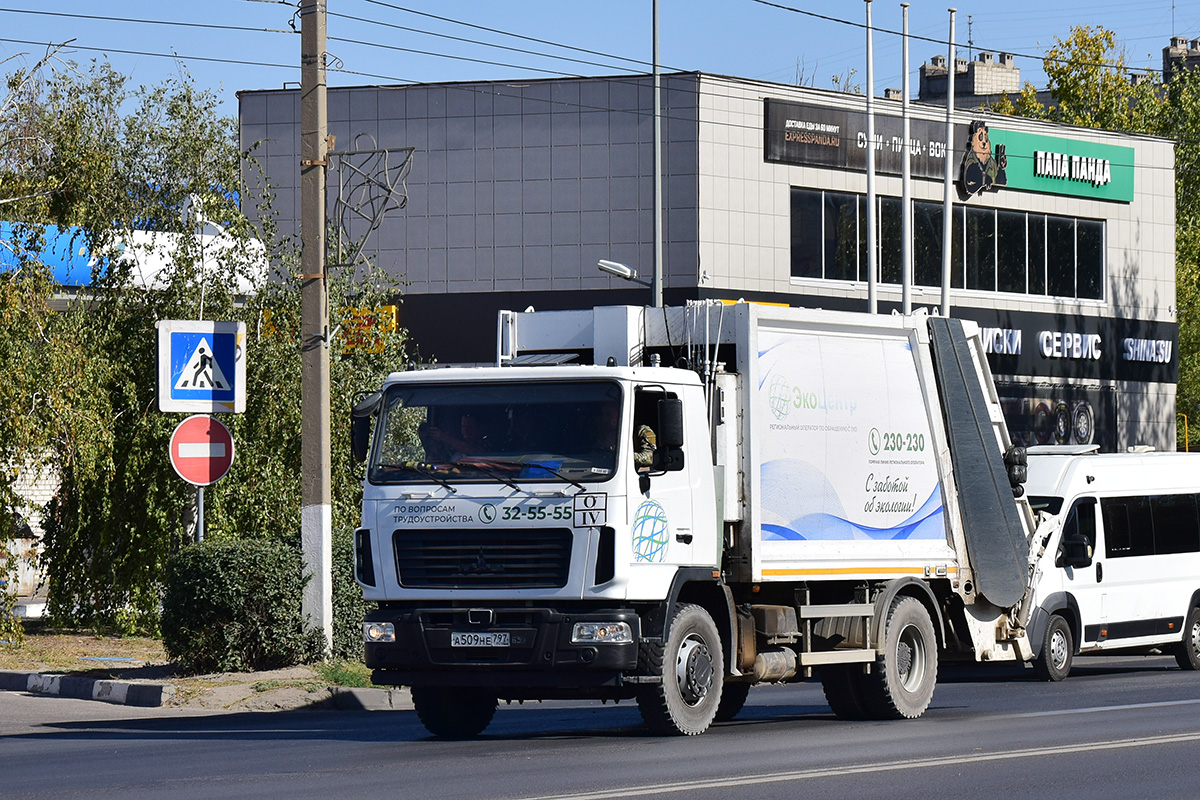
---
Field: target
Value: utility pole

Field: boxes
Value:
[300,0,332,652]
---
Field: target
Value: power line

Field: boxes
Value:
[0,6,294,35]
[749,0,1160,76]
[327,10,641,75]
[355,0,657,70]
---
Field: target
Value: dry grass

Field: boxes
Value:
[0,623,169,677]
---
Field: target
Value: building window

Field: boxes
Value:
[789,187,1105,301]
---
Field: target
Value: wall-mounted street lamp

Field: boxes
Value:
[598,259,653,289]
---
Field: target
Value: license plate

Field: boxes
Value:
[451,631,510,648]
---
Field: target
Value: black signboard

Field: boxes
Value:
[764,98,969,180]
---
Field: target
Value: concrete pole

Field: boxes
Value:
[941,8,957,318]
[300,0,332,653]
[652,0,664,308]
[865,0,877,314]
[901,3,913,316]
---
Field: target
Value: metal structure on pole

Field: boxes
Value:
[901,2,913,316]
[865,0,877,314]
[652,0,664,308]
[300,0,333,652]
[941,8,957,318]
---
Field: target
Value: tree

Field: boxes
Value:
[1,56,407,631]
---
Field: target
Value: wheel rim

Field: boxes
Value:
[896,623,928,693]
[1189,620,1200,656]
[675,633,714,706]
[1049,627,1069,671]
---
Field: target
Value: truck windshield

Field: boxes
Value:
[369,380,624,485]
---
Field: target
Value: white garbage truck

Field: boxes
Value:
[352,302,1036,737]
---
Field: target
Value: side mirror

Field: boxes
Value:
[658,398,684,448]
[655,397,685,472]
[1059,532,1094,569]
[351,391,382,464]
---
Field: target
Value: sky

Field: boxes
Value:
[1,0,1199,118]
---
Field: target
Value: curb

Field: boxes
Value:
[0,670,175,707]
[328,686,414,711]
[0,670,413,711]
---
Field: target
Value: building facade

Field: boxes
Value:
[239,72,1178,452]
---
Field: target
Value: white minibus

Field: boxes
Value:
[1024,446,1200,680]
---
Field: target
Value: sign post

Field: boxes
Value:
[169,414,235,541]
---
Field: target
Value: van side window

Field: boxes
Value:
[1101,496,1153,558]
[1151,494,1200,555]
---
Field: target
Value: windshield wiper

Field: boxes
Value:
[451,459,519,490]
[386,461,457,494]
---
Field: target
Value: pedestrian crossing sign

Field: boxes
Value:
[157,320,246,413]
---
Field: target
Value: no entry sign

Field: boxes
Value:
[169,414,234,486]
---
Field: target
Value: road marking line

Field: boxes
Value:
[515,731,1200,800]
[993,697,1200,718]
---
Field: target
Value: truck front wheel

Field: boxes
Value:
[637,603,724,735]
[411,686,497,739]
[858,596,938,719]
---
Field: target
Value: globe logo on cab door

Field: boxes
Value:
[632,500,669,563]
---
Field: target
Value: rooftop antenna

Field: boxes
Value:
[968,14,973,61]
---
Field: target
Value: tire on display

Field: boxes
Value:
[637,603,724,735]
[857,596,938,720]
[1174,606,1200,671]
[819,665,871,720]
[1032,614,1073,682]
[714,682,751,722]
[411,686,498,739]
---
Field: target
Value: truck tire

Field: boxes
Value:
[1174,606,1200,671]
[1032,614,1073,681]
[819,665,870,720]
[411,686,497,738]
[714,682,751,722]
[857,596,938,719]
[637,603,724,735]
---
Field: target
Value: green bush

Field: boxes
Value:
[332,526,373,661]
[162,540,324,674]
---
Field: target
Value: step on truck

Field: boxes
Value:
[352,302,1036,737]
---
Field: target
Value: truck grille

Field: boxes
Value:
[393,528,572,589]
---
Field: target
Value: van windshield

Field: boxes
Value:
[1028,495,1064,515]
[369,380,623,485]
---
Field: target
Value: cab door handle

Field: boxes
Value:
[1095,562,1103,583]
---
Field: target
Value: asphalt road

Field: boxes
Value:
[5,655,1200,800]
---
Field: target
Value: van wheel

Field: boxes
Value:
[857,596,938,719]
[820,665,870,720]
[1174,607,1200,670]
[637,603,724,735]
[714,682,751,722]
[1033,614,1073,681]
[411,686,497,738]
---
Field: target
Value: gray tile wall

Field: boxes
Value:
[239,74,701,295]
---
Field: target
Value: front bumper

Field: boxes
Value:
[365,606,640,689]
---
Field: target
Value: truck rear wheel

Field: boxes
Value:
[858,596,938,719]
[637,603,724,735]
[411,686,497,738]
[819,665,870,720]
[714,682,751,722]
[1032,614,1073,681]
[1174,606,1200,671]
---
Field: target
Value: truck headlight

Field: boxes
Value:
[363,622,395,643]
[571,621,632,644]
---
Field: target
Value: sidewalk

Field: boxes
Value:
[0,629,412,712]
